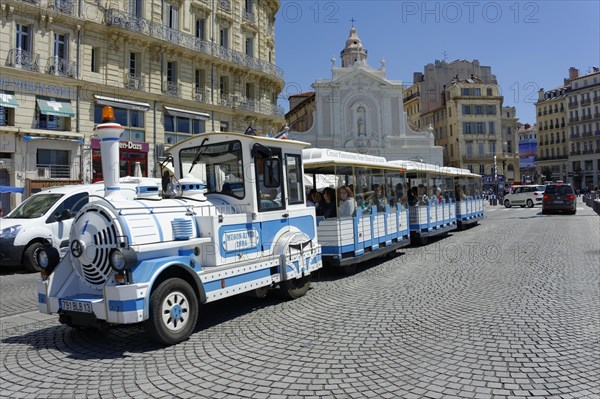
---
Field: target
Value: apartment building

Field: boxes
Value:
[0,0,285,211]
[406,59,520,184]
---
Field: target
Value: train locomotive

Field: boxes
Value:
[36,108,322,345]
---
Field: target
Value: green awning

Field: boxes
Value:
[0,92,19,108]
[37,98,75,117]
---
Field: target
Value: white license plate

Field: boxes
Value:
[61,299,92,313]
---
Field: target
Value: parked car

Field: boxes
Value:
[0,185,108,272]
[503,185,546,208]
[542,183,577,214]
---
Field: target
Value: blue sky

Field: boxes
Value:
[275,0,600,125]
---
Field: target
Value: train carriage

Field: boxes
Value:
[303,149,410,272]
[452,167,485,229]
[388,160,459,244]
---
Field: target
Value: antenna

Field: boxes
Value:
[443,51,448,62]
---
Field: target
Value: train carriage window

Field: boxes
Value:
[180,140,245,199]
[285,154,304,205]
[255,148,284,211]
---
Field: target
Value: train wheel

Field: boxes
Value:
[279,274,311,299]
[145,278,198,346]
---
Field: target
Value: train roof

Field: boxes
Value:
[166,132,311,154]
[303,148,404,171]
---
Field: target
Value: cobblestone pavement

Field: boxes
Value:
[0,205,598,398]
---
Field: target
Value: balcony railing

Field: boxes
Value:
[582,114,592,121]
[105,9,284,80]
[568,101,578,109]
[582,149,595,154]
[582,131,593,137]
[581,98,591,106]
[243,11,256,23]
[218,0,231,11]
[22,0,39,3]
[36,164,72,179]
[570,133,580,139]
[570,150,581,156]
[45,56,77,78]
[50,0,73,15]
[594,97,600,104]
[163,81,181,97]
[194,87,210,103]
[124,72,144,91]
[569,117,579,123]
[6,49,40,72]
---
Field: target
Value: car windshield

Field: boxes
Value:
[5,194,64,219]
[545,185,573,195]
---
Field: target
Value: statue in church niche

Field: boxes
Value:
[356,106,366,136]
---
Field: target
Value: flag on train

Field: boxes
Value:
[275,125,289,140]
[244,122,256,136]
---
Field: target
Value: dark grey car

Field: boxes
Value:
[542,184,577,214]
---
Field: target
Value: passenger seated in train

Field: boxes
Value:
[317,187,337,218]
[370,184,388,212]
[337,186,356,217]
[408,187,419,206]
[417,184,429,205]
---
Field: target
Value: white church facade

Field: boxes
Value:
[287,27,443,165]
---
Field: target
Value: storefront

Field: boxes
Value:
[91,139,149,182]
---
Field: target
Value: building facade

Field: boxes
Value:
[566,68,600,190]
[287,27,442,165]
[535,67,600,189]
[0,0,285,212]
[406,59,520,185]
[535,84,568,183]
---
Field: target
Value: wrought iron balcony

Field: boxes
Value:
[45,56,77,78]
[6,49,40,72]
[163,81,181,97]
[218,0,231,11]
[124,72,144,91]
[581,98,591,106]
[244,11,256,23]
[50,0,73,15]
[568,101,578,109]
[219,93,235,107]
[105,9,284,80]
[21,0,39,3]
[194,87,210,103]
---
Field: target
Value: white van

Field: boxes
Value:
[503,185,546,208]
[0,185,108,272]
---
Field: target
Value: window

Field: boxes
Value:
[473,88,481,96]
[166,3,179,29]
[478,142,484,157]
[245,37,254,57]
[166,61,177,83]
[52,192,89,220]
[245,0,253,13]
[488,122,495,135]
[179,140,245,200]
[462,105,471,115]
[16,23,31,53]
[130,0,142,18]
[486,88,493,96]
[461,88,469,96]
[479,164,485,175]
[91,48,99,72]
[36,99,72,131]
[474,105,482,115]
[463,122,473,134]
[129,52,138,75]
[53,33,68,60]
[476,122,485,134]
[165,115,205,144]
[219,76,228,95]
[466,141,473,158]
[37,149,69,178]
[286,154,304,205]
[489,141,496,155]
[195,18,205,41]
[219,27,229,48]
[94,105,145,142]
[486,105,495,115]
[246,83,255,99]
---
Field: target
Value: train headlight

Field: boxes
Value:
[37,245,60,273]
[109,248,137,271]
